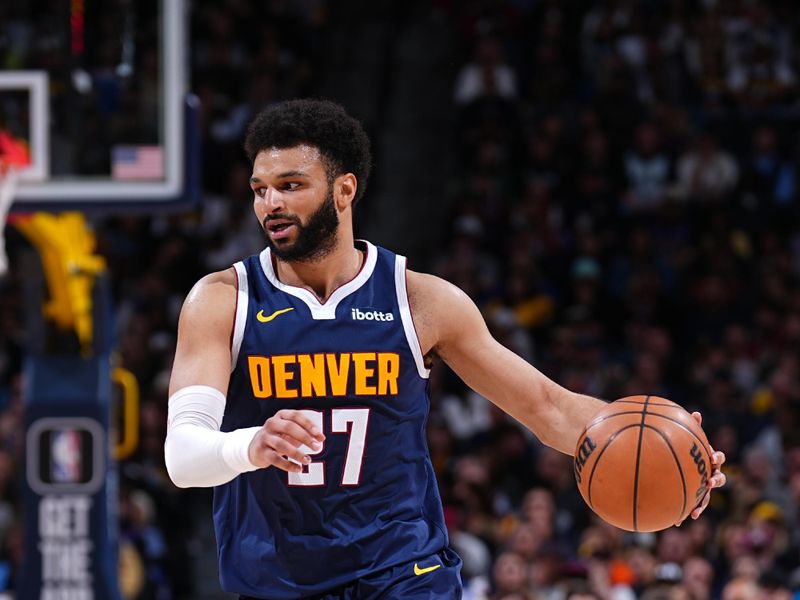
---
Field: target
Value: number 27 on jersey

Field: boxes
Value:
[288,408,370,487]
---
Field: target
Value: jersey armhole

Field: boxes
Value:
[394,255,430,379]
[231,262,249,372]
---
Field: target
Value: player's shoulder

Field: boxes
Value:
[188,267,238,299]
[406,270,480,350]
[406,270,473,308]
[179,268,238,324]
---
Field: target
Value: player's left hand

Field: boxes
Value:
[676,411,726,526]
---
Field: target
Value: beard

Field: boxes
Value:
[263,188,340,263]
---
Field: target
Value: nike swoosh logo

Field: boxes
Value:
[256,307,294,323]
[413,563,441,576]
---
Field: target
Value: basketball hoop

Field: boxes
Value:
[0,130,31,277]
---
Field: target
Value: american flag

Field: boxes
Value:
[111,145,164,179]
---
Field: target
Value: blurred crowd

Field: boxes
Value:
[435,1,800,599]
[2,0,800,599]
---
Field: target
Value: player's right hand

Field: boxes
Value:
[248,409,325,472]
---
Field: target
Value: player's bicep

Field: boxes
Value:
[429,278,559,430]
[436,294,528,396]
[430,280,522,387]
[168,272,236,396]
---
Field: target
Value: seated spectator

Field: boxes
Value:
[758,568,793,600]
[454,36,519,106]
[623,123,672,214]
[721,576,761,600]
[673,133,739,203]
[740,126,796,214]
[726,39,797,109]
[564,583,601,600]
[490,551,534,600]
[682,557,713,600]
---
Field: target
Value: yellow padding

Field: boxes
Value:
[112,367,140,461]
[15,212,106,353]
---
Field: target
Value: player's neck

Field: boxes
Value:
[272,233,364,303]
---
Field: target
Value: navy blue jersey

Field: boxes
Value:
[215,240,449,598]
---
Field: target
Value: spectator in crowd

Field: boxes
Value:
[623,123,672,214]
[454,36,519,106]
[673,132,739,205]
[740,126,796,218]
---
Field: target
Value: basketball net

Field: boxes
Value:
[0,130,31,277]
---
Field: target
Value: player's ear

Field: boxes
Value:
[334,173,357,210]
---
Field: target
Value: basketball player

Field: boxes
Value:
[164,100,726,599]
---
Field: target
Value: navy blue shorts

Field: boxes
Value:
[239,547,463,600]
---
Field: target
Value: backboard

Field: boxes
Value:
[0,0,194,209]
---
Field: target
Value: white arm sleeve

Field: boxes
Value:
[164,385,262,488]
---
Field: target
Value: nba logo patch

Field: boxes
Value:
[50,429,83,484]
[26,417,104,494]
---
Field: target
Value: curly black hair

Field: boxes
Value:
[244,99,372,204]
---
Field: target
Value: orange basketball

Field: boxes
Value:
[573,395,713,532]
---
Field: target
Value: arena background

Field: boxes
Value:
[2,0,800,598]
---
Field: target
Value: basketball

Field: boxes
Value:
[573,395,713,532]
